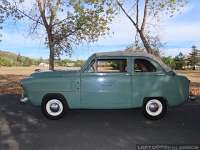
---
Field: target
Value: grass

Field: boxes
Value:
[0,67,199,95]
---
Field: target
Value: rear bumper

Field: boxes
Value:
[188,80,196,101]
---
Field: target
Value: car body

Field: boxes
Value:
[20,51,190,119]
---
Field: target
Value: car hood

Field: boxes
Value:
[30,70,80,78]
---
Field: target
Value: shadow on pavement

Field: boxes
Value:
[0,94,200,150]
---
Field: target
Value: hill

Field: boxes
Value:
[0,50,18,59]
[0,50,39,66]
[0,50,85,67]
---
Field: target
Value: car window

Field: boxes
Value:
[97,59,127,73]
[134,59,156,72]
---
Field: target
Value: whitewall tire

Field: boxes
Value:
[42,95,67,120]
[143,98,167,120]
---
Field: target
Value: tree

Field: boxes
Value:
[16,53,22,65]
[162,56,175,69]
[174,52,185,70]
[116,0,186,55]
[188,45,200,70]
[0,57,12,66]
[21,57,33,66]
[1,0,115,70]
[0,0,23,39]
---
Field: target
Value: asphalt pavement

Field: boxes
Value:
[0,94,200,150]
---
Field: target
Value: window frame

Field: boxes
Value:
[96,58,128,73]
[86,58,97,73]
[132,57,164,74]
[83,56,130,74]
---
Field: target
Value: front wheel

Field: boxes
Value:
[42,96,67,120]
[143,98,167,120]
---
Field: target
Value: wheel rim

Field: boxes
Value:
[145,99,163,116]
[46,99,63,116]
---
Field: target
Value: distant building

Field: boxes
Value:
[183,55,200,70]
[66,63,75,67]
[39,63,49,68]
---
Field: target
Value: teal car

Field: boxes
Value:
[20,51,190,120]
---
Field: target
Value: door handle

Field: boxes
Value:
[76,81,80,90]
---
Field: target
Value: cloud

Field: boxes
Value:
[162,48,191,57]
[161,21,200,43]
[1,29,44,47]
[0,30,48,58]
[96,12,136,46]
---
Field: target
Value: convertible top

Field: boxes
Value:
[94,50,172,72]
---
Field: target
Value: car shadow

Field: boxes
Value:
[0,94,200,150]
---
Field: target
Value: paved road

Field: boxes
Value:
[0,94,200,150]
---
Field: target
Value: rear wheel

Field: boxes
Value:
[143,98,167,120]
[42,95,67,120]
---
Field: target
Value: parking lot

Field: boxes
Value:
[0,94,200,150]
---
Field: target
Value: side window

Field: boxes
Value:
[134,59,156,72]
[97,59,127,73]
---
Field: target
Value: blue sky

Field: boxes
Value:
[0,0,200,60]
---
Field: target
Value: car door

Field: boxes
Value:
[80,57,132,108]
[132,57,169,107]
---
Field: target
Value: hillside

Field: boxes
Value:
[0,50,19,62]
[0,50,38,66]
[0,50,18,59]
[0,50,85,67]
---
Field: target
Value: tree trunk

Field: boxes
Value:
[138,30,153,54]
[48,34,54,70]
[36,0,56,70]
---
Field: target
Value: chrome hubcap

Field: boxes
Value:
[146,99,163,116]
[149,103,159,112]
[50,103,60,112]
[46,99,63,116]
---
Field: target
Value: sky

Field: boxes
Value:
[0,0,200,60]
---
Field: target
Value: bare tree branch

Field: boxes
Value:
[2,2,44,25]
[136,0,139,25]
[52,16,72,26]
[116,0,139,30]
[49,0,60,26]
[141,0,148,31]
[36,0,49,28]
[135,0,139,46]
[30,16,42,34]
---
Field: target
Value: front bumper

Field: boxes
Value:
[20,87,29,103]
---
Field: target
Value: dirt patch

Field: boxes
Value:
[0,66,37,75]
[177,70,200,95]
[0,75,24,94]
[0,66,75,94]
[0,67,38,94]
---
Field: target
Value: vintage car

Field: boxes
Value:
[20,51,190,120]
